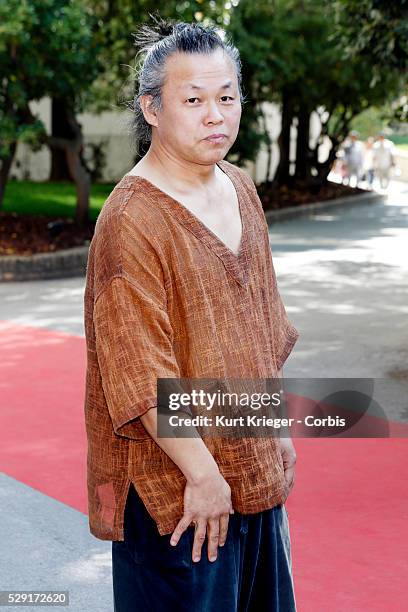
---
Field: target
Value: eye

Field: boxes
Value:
[186,97,200,104]
[220,96,234,102]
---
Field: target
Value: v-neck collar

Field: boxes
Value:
[118,159,252,287]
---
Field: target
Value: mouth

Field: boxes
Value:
[204,134,227,143]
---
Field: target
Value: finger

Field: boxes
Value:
[218,513,230,547]
[170,516,192,546]
[207,518,220,562]
[192,519,207,563]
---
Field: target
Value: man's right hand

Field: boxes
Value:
[170,469,234,563]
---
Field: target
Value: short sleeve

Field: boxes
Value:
[93,254,181,440]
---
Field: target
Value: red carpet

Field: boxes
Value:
[1,320,407,611]
[0,321,88,512]
[287,438,408,611]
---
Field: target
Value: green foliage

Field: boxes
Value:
[333,0,408,85]
[0,0,101,159]
[227,0,406,183]
[350,107,388,139]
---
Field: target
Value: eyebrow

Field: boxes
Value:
[185,80,233,91]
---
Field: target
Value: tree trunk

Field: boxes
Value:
[295,108,310,181]
[46,109,91,226]
[315,141,339,184]
[313,108,357,187]
[66,148,91,225]
[0,142,17,210]
[66,111,90,226]
[260,110,273,183]
[274,90,293,186]
[49,99,73,181]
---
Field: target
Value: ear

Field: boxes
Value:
[139,94,159,128]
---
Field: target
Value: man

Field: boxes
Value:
[363,137,375,189]
[343,131,364,187]
[373,132,396,189]
[84,17,300,611]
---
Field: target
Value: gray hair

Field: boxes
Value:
[129,15,246,148]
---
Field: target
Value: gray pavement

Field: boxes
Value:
[0,474,113,611]
[0,278,85,336]
[270,183,408,419]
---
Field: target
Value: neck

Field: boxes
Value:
[140,141,221,192]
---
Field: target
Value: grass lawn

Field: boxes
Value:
[2,180,115,221]
[389,135,408,154]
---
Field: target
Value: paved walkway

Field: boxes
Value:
[1,183,407,611]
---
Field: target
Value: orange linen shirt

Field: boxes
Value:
[83,158,299,540]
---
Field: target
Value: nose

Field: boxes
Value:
[204,100,224,125]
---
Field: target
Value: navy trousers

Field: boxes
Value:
[112,483,297,612]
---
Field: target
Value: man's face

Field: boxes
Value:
[150,48,242,165]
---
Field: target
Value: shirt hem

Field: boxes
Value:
[89,484,288,541]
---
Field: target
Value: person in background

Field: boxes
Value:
[343,130,364,187]
[363,137,375,189]
[373,132,396,189]
[332,150,347,183]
